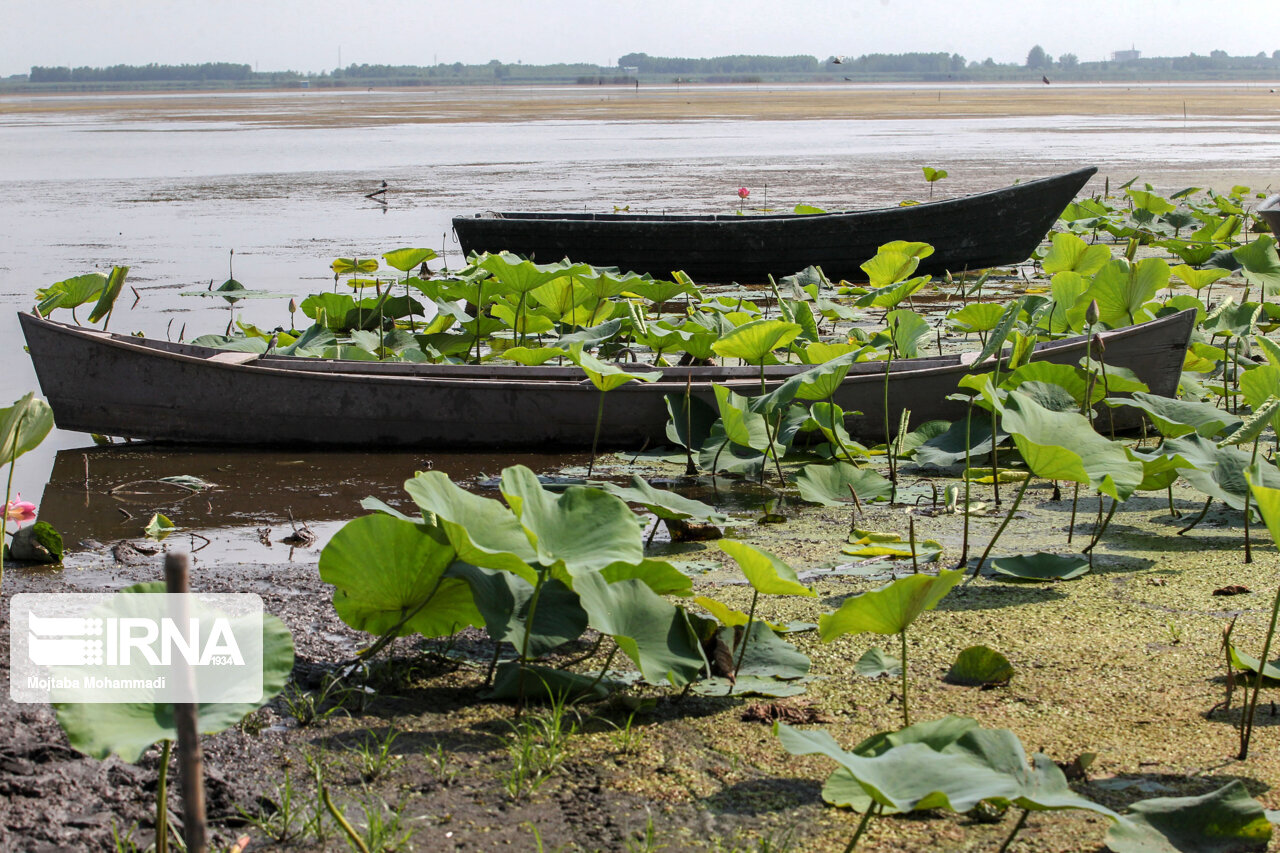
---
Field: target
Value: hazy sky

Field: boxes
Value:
[8,0,1280,77]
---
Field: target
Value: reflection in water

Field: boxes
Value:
[39,445,588,556]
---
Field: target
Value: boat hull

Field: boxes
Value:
[19,309,1194,450]
[452,168,1097,282]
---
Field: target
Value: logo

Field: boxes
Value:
[11,593,264,704]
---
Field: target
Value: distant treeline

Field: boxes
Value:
[10,48,1280,92]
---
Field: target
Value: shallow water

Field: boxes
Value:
[2,84,1278,553]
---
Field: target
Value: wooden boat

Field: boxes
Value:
[19,308,1194,450]
[452,167,1097,282]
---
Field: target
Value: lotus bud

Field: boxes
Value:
[1093,333,1106,354]
[1085,299,1100,327]
[288,298,298,314]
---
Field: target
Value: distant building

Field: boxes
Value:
[1112,49,1141,63]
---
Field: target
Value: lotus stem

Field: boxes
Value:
[1238,580,1280,760]
[843,802,879,853]
[989,404,1000,506]
[883,346,896,503]
[959,399,973,567]
[319,766,371,853]
[900,629,910,728]
[585,642,621,695]
[732,589,760,683]
[908,514,918,574]
[997,809,1030,853]
[1177,497,1214,536]
[1246,437,1261,564]
[1083,494,1119,554]
[1167,484,1180,518]
[1068,482,1080,544]
[973,473,1032,577]
[0,410,27,591]
[157,739,171,853]
[517,568,550,711]
[587,393,605,479]
[682,374,697,476]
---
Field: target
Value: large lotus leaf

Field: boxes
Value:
[498,466,645,576]
[1165,435,1280,511]
[600,559,693,597]
[597,476,733,525]
[626,278,689,305]
[1105,780,1272,852]
[484,661,611,702]
[711,318,802,364]
[1043,231,1113,275]
[1235,236,1280,296]
[1048,271,1092,333]
[777,725,1020,813]
[319,514,481,638]
[946,645,1015,686]
[1218,398,1280,447]
[896,420,950,458]
[1171,264,1229,292]
[1226,643,1280,681]
[87,266,128,324]
[665,392,718,451]
[300,292,358,329]
[947,302,1006,334]
[1005,362,1096,408]
[569,347,661,392]
[947,728,1115,816]
[1238,365,1280,437]
[885,308,929,359]
[404,471,539,580]
[914,418,1005,469]
[843,528,943,561]
[491,345,568,366]
[719,540,814,597]
[36,272,106,314]
[698,430,767,478]
[794,461,893,506]
[854,647,902,679]
[479,252,570,293]
[446,564,586,657]
[381,247,438,272]
[1105,392,1241,439]
[1086,258,1167,327]
[991,552,1090,581]
[1130,449,1191,492]
[1001,390,1144,501]
[819,569,963,640]
[854,275,930,309]
[711,384,774,452]
[0,392,53,463]
[727,620,810,680]
[1249,478,1280,554]
[860,250,920,288]
[571,572,705,687]
[54,583,294,762]
[1203,299,1261,339]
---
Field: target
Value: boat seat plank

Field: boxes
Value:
[207,351,260,365]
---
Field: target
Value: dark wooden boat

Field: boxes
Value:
[19,307,1193,450]
[452,167,1098,282]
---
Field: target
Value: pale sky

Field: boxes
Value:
[7,0,1280,77]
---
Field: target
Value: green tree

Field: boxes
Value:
[1026,45,1049,68]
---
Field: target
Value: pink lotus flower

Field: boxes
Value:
[4,495,36,525]
[737,187,750,199]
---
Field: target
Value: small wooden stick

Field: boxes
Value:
[164,553,208,853]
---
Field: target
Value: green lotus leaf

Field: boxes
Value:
[991,552,1090,581]
[36,272,106,315]
[1203,299,1261,339]
[625,278,689,306]
[596,476,734,526]
[403,471,539,581]
[330,257,378,274]
[493,345,568,366]
[499,466,645,576]
[794,461,893,507]
[854,647,902,679]
[719,540,815,597]
[947,302,1006,333]
[1005,362,1095,408]
[319,514,481,639]
[1165,435,1280,511]
[1042,231,1112,275]
[569,347,661,392]
[54,582,294,762]
[1226,643,1280,682]
[665,392,718,451]
[600,558,693,597]
[1085,258,1167,327]
[842,528,943,561]
[381,247,438,272]
[710,384,774,452]
[1001,390,1144,501]
[1105,780,1272,852]
[0,392,53,463]
[484,661,610,702]
[854,274,930,309]
[572,572,705,687]
[445,564,585,657]
[819,569,963,640]
[143,513,176,540]
[861,249,920,288]
[946,645,1015,686]
[1104,392,1241,439]
[885,308,929,358]
[711,318,802,364]
[88,266,128,323]
[1235,235,1280,296]
[1171,264,1229,292]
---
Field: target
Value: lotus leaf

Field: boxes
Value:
[794,462,892,506]
[947,302,1006,334]
[1104,392,1241,439]
[854,275,930,309]
[843,529,943,560]
[854,647,902,679]
[597,476,734,527]
[885,309,929,358]
[54,582,294,762]
[861,249,920,287]
[600,559,693,597]
[331,257,378,274]
[946,645,1015,685]
[143,513,176,540]
[570,347,661,392]
[1086,258,1168,327]
[1105,780,1272,853]
[1000,390,1143,501]
[719,540,815,597]
[819,569,962,640]
[711,318,802,364]
[991,552,1090,581]
[446,564,585,657]
[381,247,438,272]
[1227,644,1280,682]
[36,273,106,315]
[571,572,705,687]
[0,393,53,464]
[1163,435,1280,511]
[404,471,539,580]
[1235,235,1280,296]
[319,514,482,639]
[1043,232,1112,275]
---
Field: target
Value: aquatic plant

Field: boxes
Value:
[0,392,54,586]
